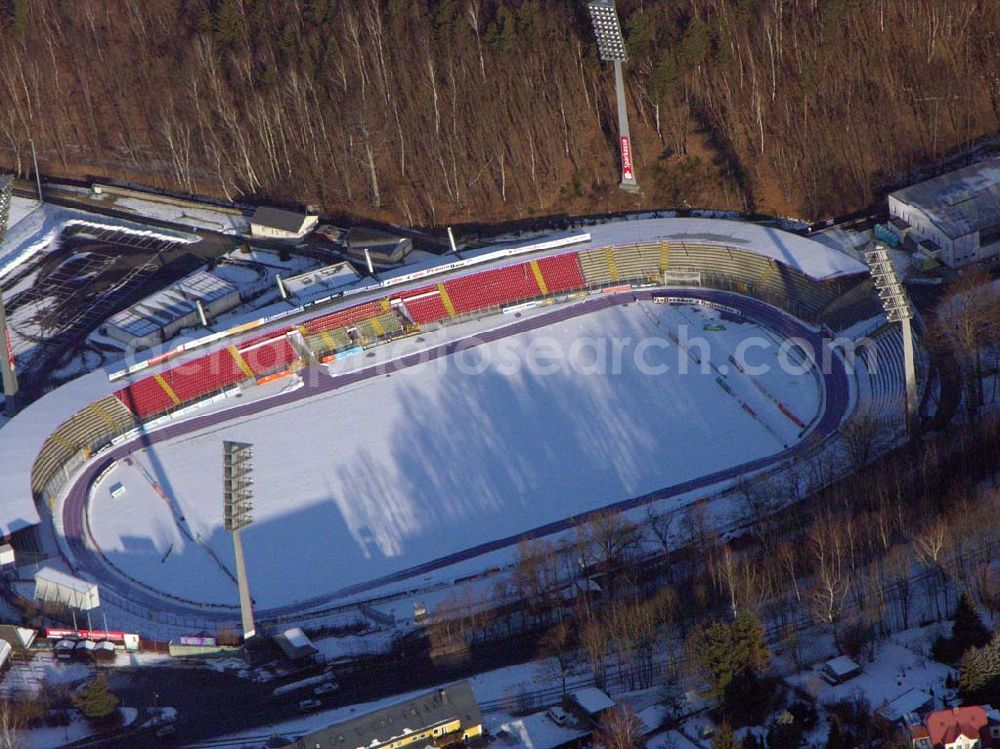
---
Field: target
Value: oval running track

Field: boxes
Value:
[60,288,851,626]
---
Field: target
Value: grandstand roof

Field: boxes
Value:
[577,218,867,281]
[0,366,113,534]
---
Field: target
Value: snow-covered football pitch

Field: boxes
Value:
[88,300,822,608]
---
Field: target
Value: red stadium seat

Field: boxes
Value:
[303,300,385,335]
[398,286,450,324]
[536,253,585,293]
[443,263,541,314]
[161,350,244,403]
[240,337,297,376]
[113,378,176,420]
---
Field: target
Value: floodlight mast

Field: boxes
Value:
[864,245,918,434]
[0,291,20,416]
[223,440,256,640]
[587,0,639,192]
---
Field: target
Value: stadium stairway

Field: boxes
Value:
[857,326,907,423]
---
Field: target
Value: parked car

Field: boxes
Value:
[313,682,339,697]
[299,699,322,712]
[547,706,569,726]
[315,224,345,243]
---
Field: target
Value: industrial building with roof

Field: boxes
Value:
[293,681,482,749]
[345,227,414,266]
[251,206,319,240]
[888,157,1000,267]
[104,269,241,349]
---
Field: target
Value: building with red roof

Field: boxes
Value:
[922,706,1000,749]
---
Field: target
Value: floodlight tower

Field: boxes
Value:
[587,0,639,192]
[0,173,12,245]
[865,245,918,433]
[0,292,19,416]
[223,440,256,640]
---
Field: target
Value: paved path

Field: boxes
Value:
[61,289,851,626]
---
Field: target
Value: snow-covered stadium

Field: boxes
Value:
[0,217,910,635]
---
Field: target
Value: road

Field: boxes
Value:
[59,288,851,629]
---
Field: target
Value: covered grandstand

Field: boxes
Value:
[0,218,873,599]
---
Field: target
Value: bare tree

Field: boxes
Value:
[597,705,645,749]
[537,621,575,697]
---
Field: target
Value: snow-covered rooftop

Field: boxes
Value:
[282,261,360,302]
[823,655,862,678]
[570,687,615,715]
[33,566,96,594]
[577,218,867,281]
[107,269,239,338]
[498,712,588,749]
[891,157,1000,239]
[876,688,933,722]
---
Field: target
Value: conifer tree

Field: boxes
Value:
[73,674,119,722]
[952,592,991,653]
[713,722,738,749]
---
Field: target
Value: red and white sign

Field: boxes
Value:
[45,628,126,642]
[620,135,634,182]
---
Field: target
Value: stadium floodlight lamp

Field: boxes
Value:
[587,0,627,61]
[223,440,257,639]
[864,243,918,433]
[586,0,639,191]
[223,441,255,532]
[865,247,913,321]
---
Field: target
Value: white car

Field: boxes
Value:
[313,682,339,696]
[299,699,322,712]
[547,706,569,726]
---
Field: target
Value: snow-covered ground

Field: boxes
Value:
[14,707,137,749]
[88,302,821,609]
[6,195,41,230]
[788,625,953,713]
[97,194,250,235]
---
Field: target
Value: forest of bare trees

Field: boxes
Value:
[1,0,999,226]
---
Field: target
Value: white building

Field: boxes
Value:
[280,261,359,303]
[888,157,1000,268]
[250,206,318,240]
[33,566,100,610]
[105,269,241,349]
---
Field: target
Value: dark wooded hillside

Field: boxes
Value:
[0,0,997,225]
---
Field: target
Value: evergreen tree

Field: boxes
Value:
[952,592,991,653]
[690,612,771,700]
[713,722,739,749]
[958,633,1000,703]
[213,0,242,48]
[691,619,738,699]
[73,674,119,723]
[825,716,849,749]
[732,611,770,675]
